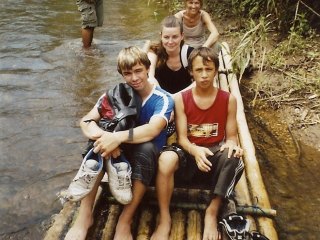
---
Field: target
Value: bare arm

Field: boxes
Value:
[175,93,189,149]
[202,11,219,48]
[80,106,105,140]
[94,116,167,158]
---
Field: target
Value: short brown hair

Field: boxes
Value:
[185,0,203,7]
[188,47,219,70]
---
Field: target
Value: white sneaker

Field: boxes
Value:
[106,155,133,205]
[67,148,103,202]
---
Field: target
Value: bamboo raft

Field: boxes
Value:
[44,42,278,240]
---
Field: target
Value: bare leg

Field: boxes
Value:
[202,196,222,240]
[113,180,147,240]
[151,151,179,240]
[64,171,104,240]
[81,27,94,49]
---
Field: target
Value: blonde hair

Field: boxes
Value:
[117,46,151,74]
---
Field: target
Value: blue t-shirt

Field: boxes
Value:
[139,85,174,150]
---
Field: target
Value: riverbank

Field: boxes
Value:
[207,1,320,150]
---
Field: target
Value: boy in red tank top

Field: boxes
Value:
[151,47,244,240]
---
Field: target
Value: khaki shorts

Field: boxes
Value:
[76,0,104,28]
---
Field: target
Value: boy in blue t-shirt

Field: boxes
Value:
[65,46,174,240]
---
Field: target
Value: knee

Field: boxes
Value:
[227,155,245,176]
[132,142,158,168]
[136,142,158,158]
[220,149,244,166]
[158,151,179,175]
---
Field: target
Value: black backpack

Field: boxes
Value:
[82,83,142,157]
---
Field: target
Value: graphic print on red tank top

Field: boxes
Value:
[181,89,230,146]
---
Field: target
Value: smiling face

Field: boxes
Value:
[121,63,149,91]
[161,26,184,53]
[186,0,202,14]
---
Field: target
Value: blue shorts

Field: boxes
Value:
[76,0,104,28]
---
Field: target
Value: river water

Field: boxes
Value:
[1,0,319,240]
[0,0,167,239]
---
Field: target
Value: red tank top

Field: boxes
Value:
[181,88,230,146]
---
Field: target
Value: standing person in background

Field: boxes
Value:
[76,0,104,48]
[148,15,194,95]
[151,47,244,240]
[175,0,219,49]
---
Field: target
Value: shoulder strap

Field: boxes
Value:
[181,44,189,69]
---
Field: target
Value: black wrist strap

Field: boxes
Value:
[128,128,133,141]
[83,119,96,123]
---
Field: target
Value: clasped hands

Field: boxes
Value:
[193,141,243,173]
[93,131,122,159]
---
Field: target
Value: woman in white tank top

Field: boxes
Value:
[175,0,219,49]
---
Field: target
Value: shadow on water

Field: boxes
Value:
[0,0,168,239]
[244,100,320,240]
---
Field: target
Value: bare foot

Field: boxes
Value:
[64,214,93,240]
[202,212,221,240]
[150,217,171,240]
[114,221,133,240]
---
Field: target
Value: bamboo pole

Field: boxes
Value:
[220,42,278,240]
[218,52,257,230]
[136,207,154,240]
[43,201,78,240]
[101,205,121,240]
[104,196,275,218]
[169,209,186,240]
[234,176,257,230]
[45,184,104,240]
[187,210,202,240]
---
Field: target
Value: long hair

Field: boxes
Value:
[149,15,184,69]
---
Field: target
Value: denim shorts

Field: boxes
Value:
[122,142,159,186]
[76,0,104,28]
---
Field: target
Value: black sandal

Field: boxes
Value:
[219,214,250,240]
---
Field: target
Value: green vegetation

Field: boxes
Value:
[223,0,320,126]
[165,0,320,126]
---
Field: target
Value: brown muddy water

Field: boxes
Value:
[244,102,320,240]
[0,0,167,239]
[0,0,319,239]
